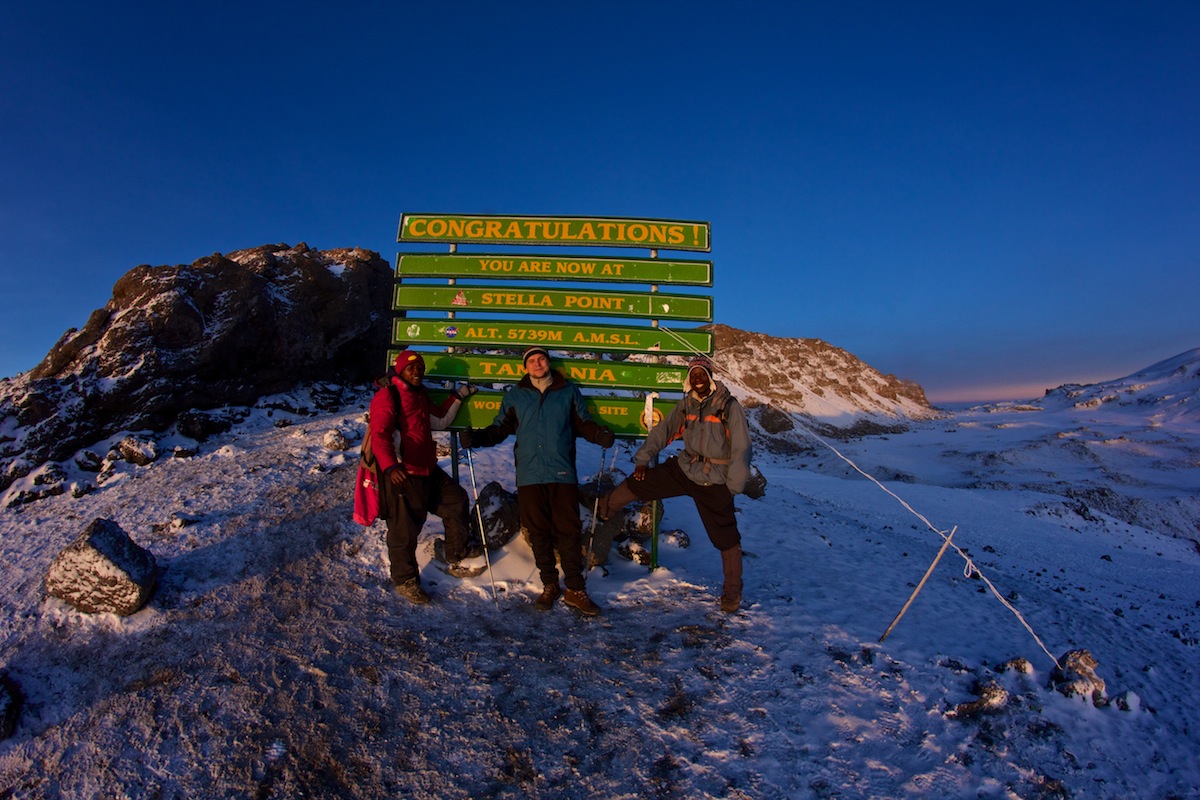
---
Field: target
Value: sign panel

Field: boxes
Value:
[396,352,688,392]
[395,285,713,322]
[396,253,712,286]
[398,213,711,252]
[434,391,672,437]
[393,318,713,355]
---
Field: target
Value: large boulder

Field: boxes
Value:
[44,518,159,616]
[0,244,393,490]
[472,481,521,550]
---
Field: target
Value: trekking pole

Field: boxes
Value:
[464,446,499,607]
[585,448,607,572]
[586,446,621,573]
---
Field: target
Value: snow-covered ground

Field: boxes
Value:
[0,382,1197,799]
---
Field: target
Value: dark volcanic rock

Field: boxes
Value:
[0,244,393,488]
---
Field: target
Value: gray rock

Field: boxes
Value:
[472,481,520,550]
[45,518,159,616]
[1048,649,1107,706]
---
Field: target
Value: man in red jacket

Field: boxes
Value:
[369,350,478,603]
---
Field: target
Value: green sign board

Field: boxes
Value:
[396,253,712,286]
[398,213,711,252]
[393,318,713,355]
[434,391,673,437]
[395,285,713,322]
[394,352,688,392]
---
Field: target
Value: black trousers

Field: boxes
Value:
[518,483,586,591]
[382,466,471,585]
[630,457,742,551]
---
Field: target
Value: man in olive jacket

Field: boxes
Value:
[462,347,615,616]
[600,355,752,613]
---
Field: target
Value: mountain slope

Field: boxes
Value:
[0,380,1197,798]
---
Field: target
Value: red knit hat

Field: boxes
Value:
[394,349,426,372]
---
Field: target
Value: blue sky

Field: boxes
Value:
[2,2,1197,402]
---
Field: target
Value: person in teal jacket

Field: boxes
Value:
[462,346,615,616]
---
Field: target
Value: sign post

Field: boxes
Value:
[393,212,713,569]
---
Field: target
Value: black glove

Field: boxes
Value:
[459,428,474,449]
[597,427,615,448]
[456,383,478,400]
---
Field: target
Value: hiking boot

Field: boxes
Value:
[447,543,485,563]
[535,582,561,611]
[395,579,431,605]
[719,589,742,614]
[719,546,743,614]
[563,588,602,617]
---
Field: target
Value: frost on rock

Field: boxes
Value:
[1048,649,1107,707]
[44,518,159,616]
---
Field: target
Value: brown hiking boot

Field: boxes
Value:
[563,588,602,617]
[535,582,561,611]
[719,588,742,614]
[719,546,743,614]
[395,579,431,605]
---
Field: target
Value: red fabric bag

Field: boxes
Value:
[353,462,382,525]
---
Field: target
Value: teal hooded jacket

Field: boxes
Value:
[472,372,608,486]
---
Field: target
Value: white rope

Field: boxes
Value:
[656,325,1062,668]
[793,423,1061,669]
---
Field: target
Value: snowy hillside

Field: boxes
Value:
[1036,347,1200,426]
[0,360,1197,798]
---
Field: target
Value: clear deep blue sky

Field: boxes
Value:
[2,2,1197,402]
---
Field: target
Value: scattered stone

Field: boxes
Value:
[176,409,237,442]
[116,436,158,466]
[322,430,350,451]
[948,679,1009,719]
[996,657,1034,675]
[74,450,103,472]
[1048,649,1107,706]
[44,518,159,616]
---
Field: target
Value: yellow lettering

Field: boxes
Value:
[409,219,426,236]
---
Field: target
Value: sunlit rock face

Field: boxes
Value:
[0,244,393,488]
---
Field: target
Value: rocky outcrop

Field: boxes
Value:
[0,244,393,490]
[711,324,932,417]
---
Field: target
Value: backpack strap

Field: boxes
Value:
[361,380,404,471]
